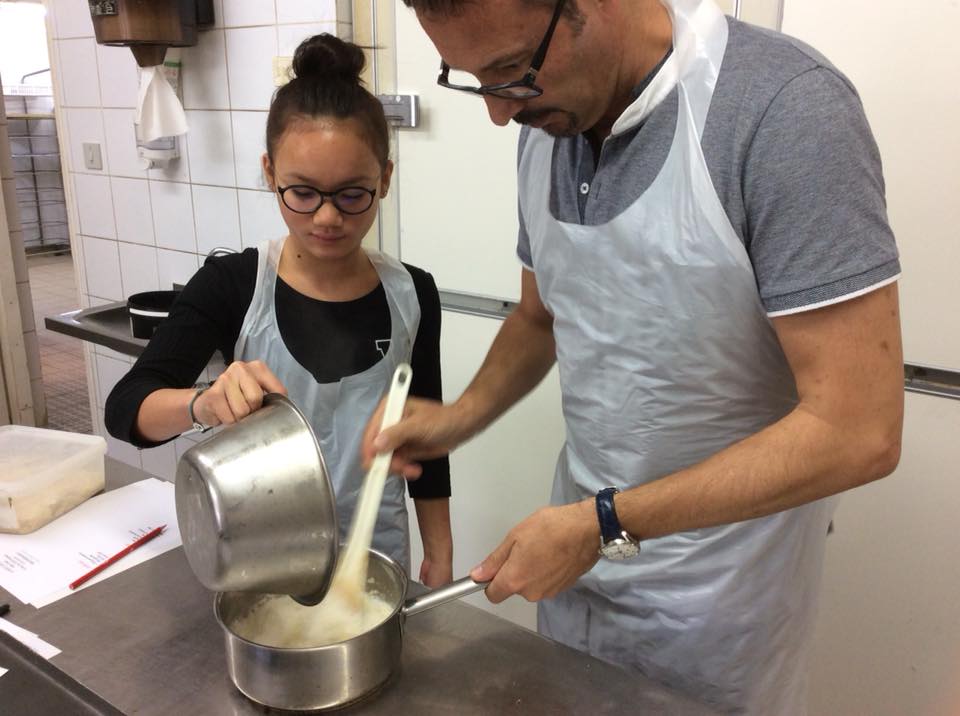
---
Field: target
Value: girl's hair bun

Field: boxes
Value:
[292,33,366,85]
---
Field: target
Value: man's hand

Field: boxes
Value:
[194,360,287,427]
[470,499,600,603]
[361,397,473,479]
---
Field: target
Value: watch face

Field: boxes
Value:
[601,538,640,560]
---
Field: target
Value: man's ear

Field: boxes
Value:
[380,159,395,198]
[262,153,276,191]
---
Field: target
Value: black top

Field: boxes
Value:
[105,248,450,499]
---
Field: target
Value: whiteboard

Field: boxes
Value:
[394,3,522,302]
[782,0,960,370]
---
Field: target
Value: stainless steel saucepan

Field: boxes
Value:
[175,393,339,605]
[215,549,486,711]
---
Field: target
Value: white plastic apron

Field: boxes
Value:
[235,237,420,572]
[521,1,835,712]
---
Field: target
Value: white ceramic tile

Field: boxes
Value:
[119,242,160,297]
[139,441,178,481]
[222,0,276,27]
[225,26,278,111]
[150,181,196,252]
[57,38,101,106]
[231,111,268,189]
[74,173,116,239]
[111,177,155,245]
[82,235,123,300]
[51,0,94,39]
[64,107,108,175]
[106,428,143,468]
[157,248,200,290]
[96,43,139,108]
[277,22,335,57]
[95,354,130,407]
[185,110,236,186]
[147,133,191,183]
[102,108,147,178]
[277,0,336,24]
[182,29,230,110]
[193,185,242,256]
[238,189,286,249]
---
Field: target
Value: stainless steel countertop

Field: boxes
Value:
[1,458,716,715]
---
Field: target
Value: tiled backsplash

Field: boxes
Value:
[47,0,351,477]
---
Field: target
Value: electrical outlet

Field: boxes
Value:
[82,142,103,171]
[273,56,293,87]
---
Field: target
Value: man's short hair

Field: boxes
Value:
[401,0,579,20]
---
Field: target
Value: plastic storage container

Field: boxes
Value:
[0,426,107,534]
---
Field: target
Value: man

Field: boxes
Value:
[363,0,903,712]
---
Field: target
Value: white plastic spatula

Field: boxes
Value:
[325,363,413,608]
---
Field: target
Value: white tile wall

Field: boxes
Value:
[96,44,139,108]
[150,181,197,252]
[182,29,230,110]
[277,0,337,24]
[193,185,242,256]
[231,111,268,189]
[57,38,101,106]
[185,110,236,186]
[50,0,348,480]
[64,107,109,175]
[119,242,160,296]
[111,177,154,245]
[238,189,286,249]
[278,23,335,57]
[157,248,200,290]
[102,109,147,178]
[139,441,178,481]
[50,0,94,39]
[222,0,277,28]
[82,236,123,300]
[74,173,116,239]
[225,26,278,111]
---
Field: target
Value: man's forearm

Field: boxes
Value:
[614,399,902,541]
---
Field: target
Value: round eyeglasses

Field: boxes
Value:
[277,184,377,215]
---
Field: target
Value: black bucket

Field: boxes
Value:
[127,290,179,339]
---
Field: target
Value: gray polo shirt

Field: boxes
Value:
[517,17,900,315]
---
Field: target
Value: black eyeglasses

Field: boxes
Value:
[437,0,567,99]
[277,184,377,215]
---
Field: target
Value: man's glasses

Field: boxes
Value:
[277,185,377,215]
[437,0,567,99]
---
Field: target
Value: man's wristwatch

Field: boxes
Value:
[595,487,640,560]
[187,383,213,433]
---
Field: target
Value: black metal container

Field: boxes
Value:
[127,290,179,339]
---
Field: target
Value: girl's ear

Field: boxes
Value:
[262,153,276,191]
[380,160,395,198]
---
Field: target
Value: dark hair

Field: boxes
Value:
[266,34,389,169]
[401,0,580,21]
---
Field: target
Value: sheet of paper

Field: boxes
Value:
[0,479,181,607]
[0,617,61,659]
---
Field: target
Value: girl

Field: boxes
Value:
[105,34,452,587]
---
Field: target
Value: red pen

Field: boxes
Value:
[68,525,167,590]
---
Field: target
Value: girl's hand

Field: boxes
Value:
[419,553,454,588]
[193,360,287,427]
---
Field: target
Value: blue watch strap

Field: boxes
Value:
[595,487,623,543]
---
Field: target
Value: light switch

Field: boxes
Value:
[273,56,293,87]
[82,142,103,171]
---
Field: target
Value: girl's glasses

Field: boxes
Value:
[277,185,377,215]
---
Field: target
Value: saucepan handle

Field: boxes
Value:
[402,576,488,618]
